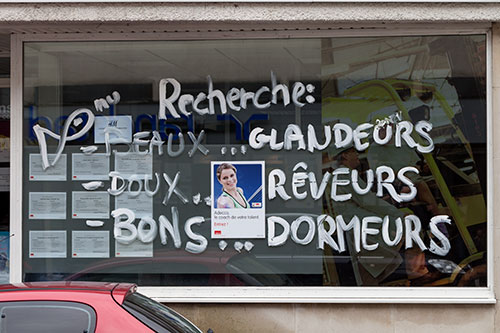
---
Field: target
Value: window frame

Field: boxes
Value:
[10,25,495,304]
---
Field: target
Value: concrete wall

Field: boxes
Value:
[0,2,498,23]
[6,2,499,332]
[169,303,495,332]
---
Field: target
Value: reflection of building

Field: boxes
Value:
[1,2,500,332]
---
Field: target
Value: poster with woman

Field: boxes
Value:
[211,161,265,239]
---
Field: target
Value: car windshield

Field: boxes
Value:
[122,292,202,333]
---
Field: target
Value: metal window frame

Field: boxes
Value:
[9,25,495,303]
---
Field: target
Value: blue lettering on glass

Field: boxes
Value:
[134,113,194,141]
[244,114,269,141]
[30,103,267,142]
[28,106,90,142]
[217,114,269,141]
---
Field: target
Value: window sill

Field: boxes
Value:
[139,286,496,304]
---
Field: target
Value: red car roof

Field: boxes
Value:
[0,282,152,332]
[0,281,136,303]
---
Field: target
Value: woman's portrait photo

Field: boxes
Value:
[212,162,263,209]
[216,163,249,209]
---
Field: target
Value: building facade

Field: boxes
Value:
[1,1,500,332]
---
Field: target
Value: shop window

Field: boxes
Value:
[20,35,487,291]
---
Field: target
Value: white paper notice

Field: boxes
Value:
[212,209,266,239]
[72,231,109,258]
[29,154,67,181]
[115,238,153,257]
[211,161,266,239]
[115,192,153,218]
[114,152,152,179]
[72,191,109,219]
[29,230,67,258]
[72,153,110,180]
[29,192,66,219]
[94,115,132,144]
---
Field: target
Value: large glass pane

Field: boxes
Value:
[22,35,487,287]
